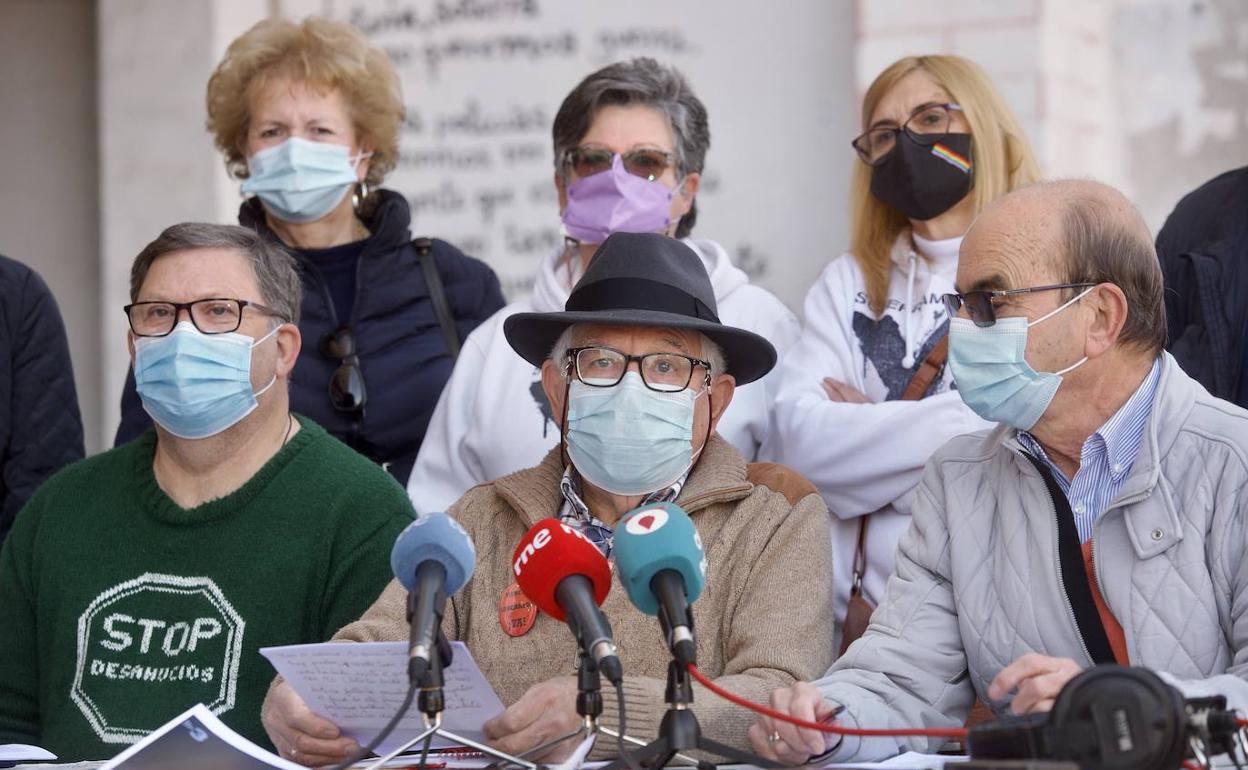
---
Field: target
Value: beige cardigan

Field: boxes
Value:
[332,435,834,753]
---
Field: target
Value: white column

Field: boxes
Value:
[97,0,267,446]
[0,0,101,452]
[853,0,1118,187]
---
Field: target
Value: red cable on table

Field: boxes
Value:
[687,663,969,740]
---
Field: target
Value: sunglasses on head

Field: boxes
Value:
[319,326,366,413]
[942,283,1096,327]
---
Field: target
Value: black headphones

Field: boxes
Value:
[968,665,1240,770]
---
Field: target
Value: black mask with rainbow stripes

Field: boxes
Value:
[870,132,974,221]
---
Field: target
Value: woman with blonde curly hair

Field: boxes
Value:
[115,16,505,480]
[761,55,1041,652]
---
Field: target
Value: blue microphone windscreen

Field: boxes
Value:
[390,512,477,595]
[614,502,706,616]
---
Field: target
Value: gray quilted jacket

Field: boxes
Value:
[815,353,1248,761]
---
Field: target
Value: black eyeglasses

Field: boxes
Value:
[566,346,712,393]
[561,146,678,182]
[320,326,366,412]
[124,298,285,337]
[852,102,964,166]
[942,283,1096,328]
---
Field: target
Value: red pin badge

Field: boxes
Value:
[498,581,538,637]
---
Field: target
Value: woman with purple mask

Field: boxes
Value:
[407,58,800,515]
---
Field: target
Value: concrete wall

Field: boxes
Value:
[273,0,857,312]
[0,0,101,452]
[2,0,1245,455]
[853,0,1248,234]
[96,0,268,450]
[1115,0,1248,230]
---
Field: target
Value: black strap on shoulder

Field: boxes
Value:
[1020,451,1117,665]
[413,237,462,361]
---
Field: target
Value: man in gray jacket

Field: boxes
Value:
[750,179,1248,764]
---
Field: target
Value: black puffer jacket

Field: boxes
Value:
[1156,166,1248,405]
[0,255,84,544]
[115,190,506,482]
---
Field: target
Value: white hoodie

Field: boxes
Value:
[407,237,801,514]
[759,230,990,648]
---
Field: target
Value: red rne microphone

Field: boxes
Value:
[512,519,622,684]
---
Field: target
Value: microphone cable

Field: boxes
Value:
[686,663,969,741]
[326,680,418,770]
[613,680,644,770]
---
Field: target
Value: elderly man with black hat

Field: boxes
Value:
[261,232,833,765]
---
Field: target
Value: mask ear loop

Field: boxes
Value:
[252,321,284,397]
[691,370,714,466]
[250,323,282,348]
[667,174,689,238]
[558,360,573,470]
[700,389,713,458]
[1028,285,1095,376]
[1027,285,1095,328]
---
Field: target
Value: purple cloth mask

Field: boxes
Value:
[561,154,674,244]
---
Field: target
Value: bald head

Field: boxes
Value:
[962,179,1166,353]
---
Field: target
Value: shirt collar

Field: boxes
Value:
[1097,358,1161,481]
[557,467,687,556]
[1019,357,1161,480]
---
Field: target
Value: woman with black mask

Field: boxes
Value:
[760,55,1040,654]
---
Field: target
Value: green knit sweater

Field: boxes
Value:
[0,416,413,761]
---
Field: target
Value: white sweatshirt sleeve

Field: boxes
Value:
[721,285,802,458]
[761,258,985,519]
[406,330,491,515]
[756,292,802,362]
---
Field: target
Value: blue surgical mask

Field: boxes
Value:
[948,287,1093,430]
[240,137,369,223]
[565,372,703,496]
[134,321,279,439]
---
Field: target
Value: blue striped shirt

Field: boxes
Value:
[1018,359,1161,542]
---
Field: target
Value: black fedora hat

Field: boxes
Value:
[504,232,777,385]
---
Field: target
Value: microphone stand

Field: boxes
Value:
[361,633,539,770]
[496,649,605,763]
[503,650,706,769]
[599,659,780,770]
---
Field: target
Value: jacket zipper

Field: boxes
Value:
[1091,517,1107,632]
[344,237,370,444]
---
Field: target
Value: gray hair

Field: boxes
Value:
[552,58,710,239]
[1058,197,1166,354]
[550,324,727,381]
[130,222,302,325]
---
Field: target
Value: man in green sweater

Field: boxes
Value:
[0,223,414,761]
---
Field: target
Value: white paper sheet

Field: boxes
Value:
[0,744,56,762]
[820,751,967,768]
[261,641,505,756]
[549,733,597,770]
[99,703,303,769]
